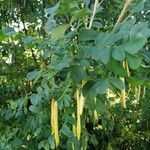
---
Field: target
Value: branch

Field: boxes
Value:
[88,0,99,29]
[114,0,132,28]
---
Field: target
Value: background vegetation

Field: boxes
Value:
[0,0,150,149]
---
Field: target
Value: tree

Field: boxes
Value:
[0,0,150,149]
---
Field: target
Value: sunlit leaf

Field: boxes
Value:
[51,24,69,41]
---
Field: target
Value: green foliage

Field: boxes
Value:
[78,29,98,41]
[0,0,150,149]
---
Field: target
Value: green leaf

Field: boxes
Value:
[83,46,99,59]
[70,65,87,84]
[116,19,136,38]
[3,26,16,36]
[29,105,39,113]
[95,33,118,46]
[84,46,111,64]
[72,8,91,19]
[17,97,25,108]
[59,0,78,14]
[112,46,125,61]
[98,47,111,64]
[30,94,41,106]
[131,22,150,38]
[126,54,141,69]
[48,135,55,149]
[126,77,144,87]
[82,81,97,99]
[109,77,125,90]
[38,140,50,150]
[51,57,71,71]
[94,80,110,94]
[51,24,69,41]
[12,137,22,147]
[59,94,71,110]
[123,34,146,55]
[96,99,106,115]
[45,16,56,32]
[38,141,44,149]
[80,59,91,68]
[62,113,76,125]
[43,141,50,150]
[44,2,60,32]
[92,21,103,29]
[129,1,145,13]
[27,70,39,80]
[45,2,60,17]
[61,124,73,137]
[22,36,35,44]
[83,0,90,6]
[78,29,98,41]
[83,80,110,99]
[107,59,127,77]
[0,30,5,40]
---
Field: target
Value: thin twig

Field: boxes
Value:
[88,0,99,29]
[114,0,132,28]
[98,0,105,7]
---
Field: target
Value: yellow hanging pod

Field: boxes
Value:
[120,77,126,108]
[51,99,60,147]
[120,61,126,108]
[76,88,81,140]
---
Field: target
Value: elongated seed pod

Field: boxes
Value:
[76,88,81,140]
[51,99,59,147]
[120,80,126,108]
[51,100,54,134]
[120,61,126,108]
[137,85,141,101]
[79,92,85,115]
